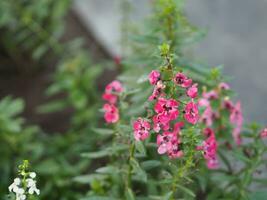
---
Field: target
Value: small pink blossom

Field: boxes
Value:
[184,101,199,124]
[219,82,230,90]
[198,98,210,107]
[102,80,123,104]
[149,70,161,85]
[230,101,243,145]
[148,80,165,101]
[187,84,198,98]
[173,72,192,88]
[198,128,219,169]
[200,105,214,127]
[203,90,218,100]
[133,118,151,141]
[222,98,234,111]
[153,115,170,132]
[260,127,267,138]
[103,104,119,123]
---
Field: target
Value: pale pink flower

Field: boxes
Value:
[187,84,198,98]
[260,127,267,138]
[230,101,243,145]
[184,101,199,124]
[173,72,192,88]
[203,90,218,100]
[200,105,214,127]
[133,118,151,141]
[103,104,119,123]
[219,82,230,90]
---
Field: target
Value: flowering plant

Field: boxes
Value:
[76,0,267,199]
[8,160,40,200]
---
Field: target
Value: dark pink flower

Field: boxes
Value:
[153,115,170,132]
[184,101,199,124]
[149,70,161,85]
[230,101,243,145]
[133,118,151,141]
[222,98,234,111]
[187,84,198,98]
[168,143,183,159]
[148,80,165,101]
[219,82,230,90]
[260,127,267,138]
[103,104,119,123]
[173,72,192,88]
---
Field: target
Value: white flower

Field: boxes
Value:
[15,188,26,200]
[29,172,36,179]
[26,178,40,195]
[8,178,21,193]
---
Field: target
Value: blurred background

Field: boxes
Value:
[74,0,267,124]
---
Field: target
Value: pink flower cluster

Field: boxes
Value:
[199,83,243,145]
[133,70,199,159]
[102,80,123,123]
[197,128,218,169]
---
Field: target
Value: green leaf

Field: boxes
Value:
[135,141,146,156]
[130,158,147,183]
[73,174,106,184]
[95,166,119,174]
[80,196,117,200]
[176,184,195,198]
[125,188,135,200]
[141,160,161,170]
[92,128,114,136]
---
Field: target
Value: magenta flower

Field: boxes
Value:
[154,98,179,120]
[133,118,151,141]
[173,72,192,88]
[149,70,161,85]
[187,83,198,98]
[260,127,267,138]
[103,104,119,123]
[102,80,123,104]
[153,114,170,132]
[230,101,243,145]
[184,101,199,124]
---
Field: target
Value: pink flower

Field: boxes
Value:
[219,82,230,90]
[133,118,151,141]
[149,70,161,85]
[200,105,214,127]
[230,101,243,145]
[260,127,267,138]
[222,98,234,111]
[102,80,123,104]
[173,72,192,88]
[198,128,219,169]
[103,104,119,123]
[153,115,169,132]
[198,98,210,107]
[148,80,165,101]
[187,84,198,98]
[203,90,218,100]
[157,132,177,154]
[184,101,199,124]
[154,98,179,120]
[168,143,183,159]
